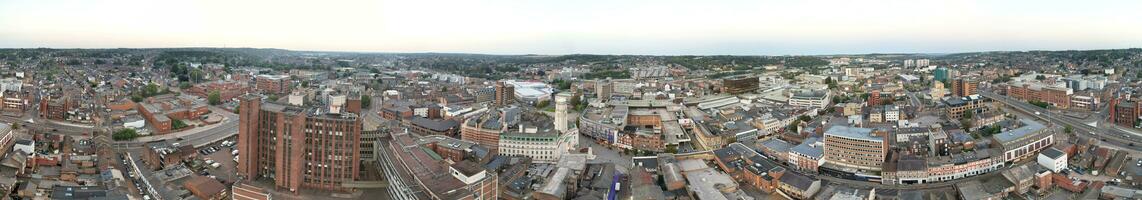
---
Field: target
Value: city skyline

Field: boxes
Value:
[2,0,1142,55]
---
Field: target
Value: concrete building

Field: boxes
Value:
[930,81,946,100]
[1037,147,1067,173]
[823,126,887,171]
[236,95,362,193]
[992,119,1052,162]
[497,112,578,163]
[943,95,987,119]
[554,93,570,132]
[789,90,831,109]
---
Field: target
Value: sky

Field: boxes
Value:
[1,0,1140,55]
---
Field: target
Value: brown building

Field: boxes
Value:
[184,176,227,200]
[951,78,979,97]
[1007,82,1072,109]
[142,141,197,170]
[237,95,362,193]
[495,81,515,106]
[137,95,211,134]
[255,74,291,94]
[1109,97,1140,128]
[867,90,881,107]
[943,95,988,119]
[39,95,73,121]
[721,75,759,94]
[461,112,505,154]
[188,81,251,102]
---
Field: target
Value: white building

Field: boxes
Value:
[498,127,579,163]
[1037,148,1067,173]
[554,93,571,132]
[788,90,831,109]
[884,105,900,122]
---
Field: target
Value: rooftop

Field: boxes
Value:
[824,126,881,142]
[992,119,1047,145]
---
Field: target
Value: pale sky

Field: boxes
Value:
[1,0,1140,55]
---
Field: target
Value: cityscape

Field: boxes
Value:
[3,1,1142,200]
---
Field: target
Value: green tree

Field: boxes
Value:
[361,95,372,108]
[536,100,550,109]
[1035,75,1046,80]
[113,129,140,141]
[145,83,160,96]
[171,119,189,129]
[179,82,192,89]
[1065,125,1073,134]
[208,91,222,105]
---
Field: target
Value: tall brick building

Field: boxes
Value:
[950,78,979,97]
[495,81,514,106]
[1109,97,1141,128]
[236,95,362,193]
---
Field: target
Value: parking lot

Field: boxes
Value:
[195,138,239,184]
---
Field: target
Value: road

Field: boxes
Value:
[113,106,239,149]
[980,91,1142,152]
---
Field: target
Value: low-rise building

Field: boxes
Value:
[789,90,831,109]
[991,119,1052,162]
[1037,147,1067,173]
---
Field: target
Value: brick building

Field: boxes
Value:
[236,95,362,193]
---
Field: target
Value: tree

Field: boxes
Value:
[10,122,17,130]
[536,100,550,109]
[171,119,189,129]
[798,115,812,122]
[361,95,372,108]
[962,111,974,120]
[113,129,140,141]
[1035,75,1046,80]
[208,91,222,105]
[145,83,160,96]
[1065,125,1074,134]
[179,82,192,89]
[960,119,973,130]
[788,120,802,133]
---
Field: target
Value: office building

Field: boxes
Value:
[495,81,515,106]
[934,67,950,83]
[721,75,760,94]
[1007,82,1073,109]
[1109,97,1141,128]
[823,126,887,171]
[256,74,291,94]
[236,95,362,193]
[950,78,978,97]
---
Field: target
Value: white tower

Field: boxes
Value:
[554,93,571,132]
